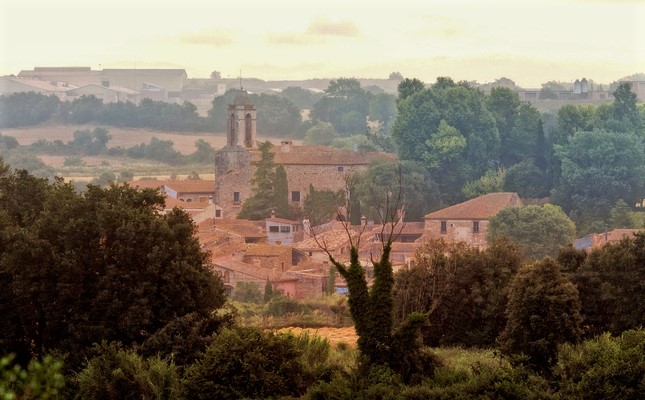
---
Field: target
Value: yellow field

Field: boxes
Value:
[276,326,358,347]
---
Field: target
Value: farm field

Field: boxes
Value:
[2,124,302,175]
[3,124,302,155]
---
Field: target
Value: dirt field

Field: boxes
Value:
[276,326,357,347]
[3,124,300,155]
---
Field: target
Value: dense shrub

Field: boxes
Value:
[182,327,309,400]
[75,342,181,400]
[554,329,645,400]
[499,258,582,373]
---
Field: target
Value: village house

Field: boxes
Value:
[265,211,303,245]
[573,228,643,252]
[422,192,523,249]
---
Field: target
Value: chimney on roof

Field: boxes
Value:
[361,215,367,226]
[281,140,292,153]
[271,210,276,219]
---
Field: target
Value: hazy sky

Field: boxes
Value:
[2,0,644,87]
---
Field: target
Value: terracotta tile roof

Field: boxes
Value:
[211,256,295,282]
[295,228,358,251]
[602,228,643,242]
[209,218,266,239]
[242,244,291,257]
[162,180,215,194]
[370,222,425,236]
[211,256,273,280]
[425,192,522,220]
[250,145,396,166]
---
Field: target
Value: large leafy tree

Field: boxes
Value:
[392,77,499,204]
[0,162,225,362]
[552,130,645,229]
[568,232,645,337]
[303,184,344,226]
[499,258,582,373]
[209,89,302,136]
[351,160,437,222]
[612,82,641,131]
[394,238,523,347]
[488,204,576,260]
[310,78,370,136]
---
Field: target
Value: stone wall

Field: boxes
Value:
[424,219,489,249]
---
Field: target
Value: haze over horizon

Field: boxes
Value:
[2,0,644,88]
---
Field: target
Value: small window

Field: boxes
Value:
[337,166,344,172]
[215,209,222,218]
[473,221,480,233]
[440,221,447,234]
[280,226,290,233]
[233,192,240,202]
[269,226,279,233]
[291,191,300,202]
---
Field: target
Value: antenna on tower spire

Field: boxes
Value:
[239,69,243,90]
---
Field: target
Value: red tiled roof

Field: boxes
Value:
[370,222,425,236]
[242,244,291,257]
[250,145,396,166]
[210,218,266,239]
[162,180,215,193]
[425,192,522,220]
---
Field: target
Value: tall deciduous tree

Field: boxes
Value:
[392,77,499,204]
[488,204,576,260]
[552,130,645,229]
[303,184,344,226]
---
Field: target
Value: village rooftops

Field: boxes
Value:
[161,180,215,194]
[250,144,396,166]
[425,192,522,221]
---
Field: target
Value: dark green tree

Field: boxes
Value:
[488,204,576,260]
[322,186,434,382]
[499,258,582,373]
[552,130,645,230]
[569,232,645,337]
[303,184,344,226]
[310,78,370,136]
[612,82,641,131]
[182,327,308,400]
[238,142,298,220]
[393,238,523,347]
[396,78,425,102]
[351,160,437,222]
[392,77,500,204]
[0,92,60,128]
[0,166,225,363]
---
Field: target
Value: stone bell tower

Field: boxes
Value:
[226,90,257,148]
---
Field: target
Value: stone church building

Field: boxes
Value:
[214,91,395,219]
